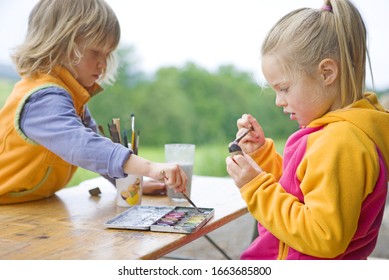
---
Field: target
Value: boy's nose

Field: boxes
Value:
[98,57,107,69]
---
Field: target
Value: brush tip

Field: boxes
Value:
[228,142,242,153]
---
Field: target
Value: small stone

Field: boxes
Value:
[89,187,101,196]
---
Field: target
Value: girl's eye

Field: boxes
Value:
[279,87,289,93]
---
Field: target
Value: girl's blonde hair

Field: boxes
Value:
[12,0,120,85]
[262,0,371,107]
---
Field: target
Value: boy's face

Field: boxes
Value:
[70,45,112,88]
[261,54,340,127]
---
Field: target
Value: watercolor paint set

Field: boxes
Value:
[104,205,215,234]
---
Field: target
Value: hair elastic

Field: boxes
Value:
[321,5,332,12]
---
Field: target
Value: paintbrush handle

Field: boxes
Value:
[182,193,202,213]
[108,123,121,144]
[160,171,200,212]
[112,118,122,144]
[233,126,253,143]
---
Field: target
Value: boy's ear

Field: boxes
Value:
[318,58,338,86]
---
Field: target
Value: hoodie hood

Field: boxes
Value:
[309,92,389,176]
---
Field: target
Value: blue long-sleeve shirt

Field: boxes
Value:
[20,87,131,180]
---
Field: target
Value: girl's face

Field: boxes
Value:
[70,45,112,88]
[262,55,340,127]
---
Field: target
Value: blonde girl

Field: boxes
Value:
[226,0,389,259]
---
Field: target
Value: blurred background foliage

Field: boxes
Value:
[89,46,298,147]
[0,45,317,184]
[2,45,389,184]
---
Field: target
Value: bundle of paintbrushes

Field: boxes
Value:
[99,113,140,155]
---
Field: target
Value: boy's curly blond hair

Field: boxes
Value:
[12,0,120,85]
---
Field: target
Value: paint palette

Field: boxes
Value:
[104,206,215,234]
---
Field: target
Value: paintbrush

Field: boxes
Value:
[130,113,135,149]
[134,130,140,155]
[182,192,203,213]
[122,130,128,148]
[228,126,253,156]
[160,170,202,213]
[108,123,121,143]
[98,124,106,137]
[112,118,122,144]
[232,126,253,144]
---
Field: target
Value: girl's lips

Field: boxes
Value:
[285,111,296,120]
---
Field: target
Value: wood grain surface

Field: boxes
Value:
[0,176,247,260]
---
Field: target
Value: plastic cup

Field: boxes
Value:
[165,144,195,202]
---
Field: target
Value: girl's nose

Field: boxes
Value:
[275,94,287,107]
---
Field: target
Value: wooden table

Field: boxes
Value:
[0,176,248,260]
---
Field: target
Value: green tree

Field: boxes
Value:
[88,46,298,147]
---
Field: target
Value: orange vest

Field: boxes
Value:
[0,66,100,204]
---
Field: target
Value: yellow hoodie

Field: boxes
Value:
[240,93,389,259]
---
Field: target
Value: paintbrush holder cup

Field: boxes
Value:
[116,175,143,207]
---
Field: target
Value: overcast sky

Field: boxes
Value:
[1,0,388,89]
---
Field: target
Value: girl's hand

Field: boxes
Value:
[154,163,188,194]
[236,114,266,154]
[226,152,263,188]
